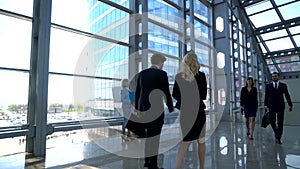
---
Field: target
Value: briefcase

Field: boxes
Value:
[261,112,270,128]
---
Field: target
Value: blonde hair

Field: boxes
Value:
[121,79,129,87]
[181,53,200,81]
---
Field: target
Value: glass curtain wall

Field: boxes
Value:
[49,0,131,122]
[0,2,33,125]
[0,0,33,156]
[229,9,262,112]
[0,0,213,157]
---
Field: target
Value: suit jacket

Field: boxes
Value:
[264,82,293,109]
[134,66,174,124]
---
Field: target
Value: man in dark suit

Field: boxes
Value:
[264,72,293,144]
[134,53,174,169]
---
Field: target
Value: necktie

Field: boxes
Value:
[275,83,277,90]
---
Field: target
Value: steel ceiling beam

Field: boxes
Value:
[254,17,300,35]
[241,0,267,8]
[264,47,300,58]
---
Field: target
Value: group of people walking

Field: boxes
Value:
[240,72,293,144]
[120,52,293,169]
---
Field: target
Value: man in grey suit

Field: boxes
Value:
[134,53,174,169]
[264,72,293,144]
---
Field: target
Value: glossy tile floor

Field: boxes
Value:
[1,121,300,169]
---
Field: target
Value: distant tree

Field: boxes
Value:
[68,104,74,112]
[8,104,18,112]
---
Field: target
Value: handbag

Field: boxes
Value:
[261,111,270,128]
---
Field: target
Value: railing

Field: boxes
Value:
[0,113,180,139]
[0,117,123,139]
[0,125,29,139]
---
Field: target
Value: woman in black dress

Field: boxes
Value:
[240,77,258,140]
[172,53,207,169]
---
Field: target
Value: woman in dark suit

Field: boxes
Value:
[240,77,258,140]
[172,53,207,169]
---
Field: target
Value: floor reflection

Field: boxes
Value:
[0,121,299,169]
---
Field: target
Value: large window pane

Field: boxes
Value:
[194,0,209,23]
[48,74,76,114]
[89,2,130,43]
[148,23,180,57]
[49,28,89,74]
[52,0,89,32]
[163,57,180,84]
[0,0,33,16]
[50,28,129,79]
[195,43,209,66]
[52,0,130,43]
[194,19,209,44]
[0,70,29,126]
[93,42,129,79]
[48,74,123,122]
[0,15,31,69]
[92,78,121,118]
[148,0,180,30]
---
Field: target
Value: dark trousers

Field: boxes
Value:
[269,107,284,140]
[144,122,163,169]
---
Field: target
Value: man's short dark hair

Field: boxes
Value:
[151,53,166,65]
[272,72,279,76]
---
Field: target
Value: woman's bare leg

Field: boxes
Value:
[175,141,191,169]
[245,117,250,135]
[250,117,255,139]
[198,138,206,169]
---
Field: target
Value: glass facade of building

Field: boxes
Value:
[0,0,273,157]
[86,0,213,116]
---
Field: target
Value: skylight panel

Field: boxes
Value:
[274,0,297,6]
[264,37,294,51]
[293,35,300,47]
[249,10,281,28]
[278,1,300,20]
[245,1,272,15]
[260,29,288,41]
[278,62,300,72]
[289,26,300,35]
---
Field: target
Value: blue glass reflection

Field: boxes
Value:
[148,23,179,57]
